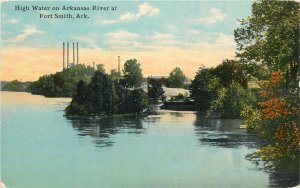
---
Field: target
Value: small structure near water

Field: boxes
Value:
[162,101,195,111]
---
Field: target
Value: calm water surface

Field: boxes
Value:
[1,92,298,188]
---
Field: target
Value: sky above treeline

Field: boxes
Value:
[1,0,254,81]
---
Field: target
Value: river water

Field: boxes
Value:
[1,92,298,188]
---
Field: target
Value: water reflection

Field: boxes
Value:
[67,116,146,147]
[66,111,299,187]
[193,115,299,187]
[193,115,261,148]
[268,171,299,188]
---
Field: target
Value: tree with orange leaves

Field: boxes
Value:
[246,71,300,171]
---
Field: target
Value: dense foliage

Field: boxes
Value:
[190,68,222,112]
[167,67,187,88]
[234,0,299,87]
[243,72,299,171]
[147,78,164,103]
[190,60,251,118]
[122,59,143,88]
[65,71,148,116]
[207,82,256,118]
[234,0,300,172]
[212,59,247,88]
[28,64,95,97]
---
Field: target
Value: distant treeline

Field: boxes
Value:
[28,64,95,97]
[1,80,31,92]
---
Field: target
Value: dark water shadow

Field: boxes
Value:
[193,115,299,187]
[268,171,299,188]
[193,115,261,149]
[66,116,147,148]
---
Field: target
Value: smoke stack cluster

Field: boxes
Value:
[62,42,79,70]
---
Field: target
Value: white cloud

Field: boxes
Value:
[14,25,43,42]
[187,29,201,35]
[137,2,160,17]
[215,33,235,47]
[144,32,235,53]
[106,30,139,40]
[105,30,141,50]
[9,19,19,24]
[73,35,101,50]
[197,8,226,24]
[102,3,160,24]
[149,32,179,46]
[119,12,136,21]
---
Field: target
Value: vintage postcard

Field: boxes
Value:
[1,0,299,187]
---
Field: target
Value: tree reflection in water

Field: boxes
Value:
[66,116,148,147]
[193,114,299,187]
[193,114,261,148]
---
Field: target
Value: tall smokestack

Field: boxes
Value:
[76,42,79,65]
[93,62,95,69]
[118,56,120,74]
[73,42,75,64]
[63,42,65,70]
[67,42,69,68]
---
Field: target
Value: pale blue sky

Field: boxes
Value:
[1,1,255,81]
[1,1,253,49]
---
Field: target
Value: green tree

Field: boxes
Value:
[211,82,256,118]
[65,80,91,116]
[31,75,55,97]
[244,63,270,80]
[190,68,222,112]
[89,71,105,114]
[127,89,148,115]
[234,0,299,87]
[147,78,164,103]
[73,80,89,104]
[102,74,117,115]
[167,67,186,88]
[110,69,121,80]
[96,64,106,74]
[212,59,247,88]
[122,59,143,88]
